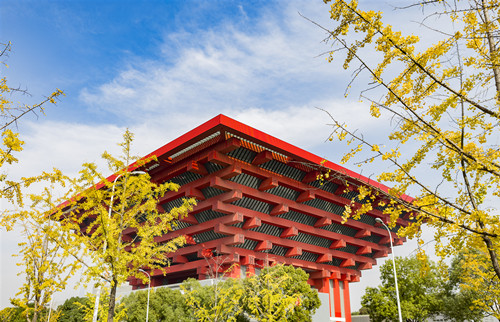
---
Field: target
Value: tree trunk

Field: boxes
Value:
[107,279,117,322]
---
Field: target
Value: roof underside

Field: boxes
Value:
[129,115,411,281]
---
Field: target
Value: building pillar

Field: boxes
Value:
[343,279,351,322]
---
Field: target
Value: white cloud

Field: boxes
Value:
[79,2,346,125]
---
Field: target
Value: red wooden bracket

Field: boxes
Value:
[179,213,198,225]
[302,170,320,184]
[270,203,288,216]
[252,150,273,166]
[296,190,315,203]
[220,164,242,180]
[309,269,331,279]
[314,217,332,228]
[330,239,346,249]
[355,229,371,238]
[285,247,302,257]
[219,137,241,154]
[187,187,205,201]
[316,253,332,263]
[356,246,372,255]
[187,161,208,176]
[358,262,372,270]
[340,258,355,268]
[373,250,388,258]
[219,190,242,203]
[255,240,272,252]
[259,177,278,191]
[241,255,255,266]
[243,217,261,230]
[281,226,298,238]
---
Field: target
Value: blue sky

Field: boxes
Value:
[0,0,429,312]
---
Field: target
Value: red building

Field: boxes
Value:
[125,115,410,321]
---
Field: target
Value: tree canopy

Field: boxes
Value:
[314,0,500,316]
[242,264,320,322]
[361,255,485,322]
[54,130,196,322]
[120,287,193,322]
[0,41,67,322]
[181,264,320,322]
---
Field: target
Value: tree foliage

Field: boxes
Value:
[8,183,80,322]
[55,130,196,322]
[361,255,485,322]
[311,0,500,316]
[182,278,247,322]
[120,287,193,322]
[0,40,67,322]
[0,41,64,212]
[243,264,320,322]
[453,250,500,318]
[180,264,319,322]
[56,297,90,322]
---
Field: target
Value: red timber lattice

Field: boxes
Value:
[123,115,413,322]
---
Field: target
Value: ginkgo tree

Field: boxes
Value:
[0,41,64,211]
[305,0,500,316]
[0,40,67,322]
[56,130,196,322]
[8,183,81,322]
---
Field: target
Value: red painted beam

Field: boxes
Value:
[210,176,398,235]
[218,246,359,280]
[215,202,388,253]
[214,223,375,265]
[205,152,409,227]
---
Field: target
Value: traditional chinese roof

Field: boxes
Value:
[125,114,410,287]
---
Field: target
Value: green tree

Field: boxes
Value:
[0,305,26,322]
[361,287,397,322]
[0,302,55,322]
[182,278,247,322]
[56,297,90,322]
[309,0,500,316]
[120,287,193,322]
[361,255,486,322]
[56,130,196,322]
[242,264,320,322]
[362,256,442,322]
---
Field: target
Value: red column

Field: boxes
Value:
[332,279,342,318]
[224,264,241,278]
[343,279,352,322]
[246,264,255,276]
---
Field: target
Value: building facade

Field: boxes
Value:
[122,115,411,322]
